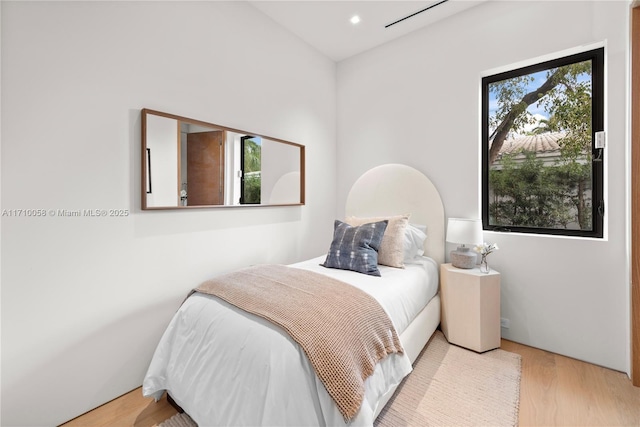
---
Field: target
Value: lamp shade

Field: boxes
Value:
[446,218,483,245]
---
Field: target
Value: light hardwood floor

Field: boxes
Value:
[62,339,640,427]
[501,340,640,426]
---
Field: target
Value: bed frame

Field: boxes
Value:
[166,164,445,421]
[345,163,445,417]
[345,163,445,265]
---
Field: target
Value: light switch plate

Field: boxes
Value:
[595,131,606,149]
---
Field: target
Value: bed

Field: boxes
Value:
[142,164,445,426]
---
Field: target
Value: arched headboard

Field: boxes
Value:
[345,164,445,265]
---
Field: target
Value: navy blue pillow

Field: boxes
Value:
[322,219,388,276]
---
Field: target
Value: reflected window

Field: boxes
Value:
[240,136,261,204]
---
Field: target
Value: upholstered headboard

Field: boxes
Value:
[345,164,445,265]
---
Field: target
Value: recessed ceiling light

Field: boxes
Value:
[350,15,361,25]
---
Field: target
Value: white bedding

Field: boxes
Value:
[291,256,439,335]
[142,256,439,426]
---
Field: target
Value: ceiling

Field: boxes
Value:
[249,1,486,62]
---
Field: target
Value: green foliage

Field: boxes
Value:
[490,61,592,152]
[488,60,594,230]
[243,139,261,172]
[489,75,538,136]
[242,138,261,204]
[243,174,261,204]
[538,61,593,161]
[490,153,591,230]
[529,116,560,135]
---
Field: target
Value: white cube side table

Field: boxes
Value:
[440,263,501,352]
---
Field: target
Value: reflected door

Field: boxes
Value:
[187,131,225,205]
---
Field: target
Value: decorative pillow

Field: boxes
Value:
[345,214,409,268]
[322,220,388,276]
[404,223,427,261]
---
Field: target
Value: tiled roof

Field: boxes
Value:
[496,131,566,154]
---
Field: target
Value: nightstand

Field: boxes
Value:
[440,263,501,352]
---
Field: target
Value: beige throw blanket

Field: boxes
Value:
[193,264,404,421]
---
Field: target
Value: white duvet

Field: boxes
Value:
[143,256,439,426]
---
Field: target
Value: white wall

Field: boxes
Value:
[1,2,336,426]
[146,114,178,207]
[261,139,300,203]
[337,1,630,373]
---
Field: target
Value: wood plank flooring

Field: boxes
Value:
[61,391,177,427]
[501,340,640,426]
[61,339,640,427]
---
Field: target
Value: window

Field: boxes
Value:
[482,47,604,238]
[240,135,261,204]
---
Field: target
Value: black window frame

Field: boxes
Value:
[481,47,604,238]
[240,135,261,205]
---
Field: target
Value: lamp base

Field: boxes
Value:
[450,246,477,269]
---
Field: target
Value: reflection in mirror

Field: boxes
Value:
[142,109,305,209]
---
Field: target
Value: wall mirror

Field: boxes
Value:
[142,109,305,210]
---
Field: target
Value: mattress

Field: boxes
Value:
[291,255,439,335]
[143,256,439,426]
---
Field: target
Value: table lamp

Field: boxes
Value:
[446,218,483,269]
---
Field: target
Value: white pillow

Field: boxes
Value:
[404,223,427,261]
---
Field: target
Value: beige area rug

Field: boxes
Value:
[375,331,521,426]
[157,413,195,427]
[158,331,521,427]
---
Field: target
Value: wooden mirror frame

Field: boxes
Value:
[141,109,305,210]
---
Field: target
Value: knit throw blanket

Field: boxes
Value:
[193,264,404,421]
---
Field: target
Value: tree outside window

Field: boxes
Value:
[482,47,604,238]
